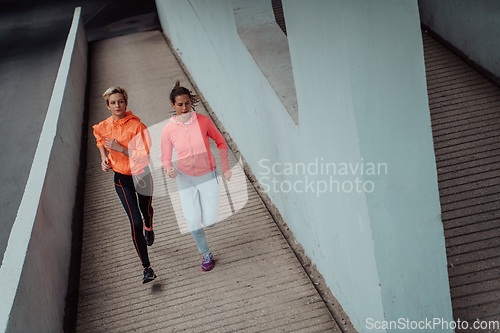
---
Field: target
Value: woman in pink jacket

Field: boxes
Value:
[161,81,231,271]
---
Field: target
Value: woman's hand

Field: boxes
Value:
[101,157,111,172]
[224,170,232,181]
[167,167,178,178]
[104,138,128,156]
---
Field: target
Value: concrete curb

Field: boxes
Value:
[0,7,87,332]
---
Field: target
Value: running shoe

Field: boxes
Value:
[201,253,214,271]
[143,266,156,284]
[144,229,154,246]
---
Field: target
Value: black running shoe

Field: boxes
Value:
[144,229,154,246]
[143,266,156,284]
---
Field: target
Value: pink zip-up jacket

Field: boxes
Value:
[161,111,230,177]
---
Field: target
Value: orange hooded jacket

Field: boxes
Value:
[93,111,151,175]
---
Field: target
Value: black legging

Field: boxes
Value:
[114,166,154,268]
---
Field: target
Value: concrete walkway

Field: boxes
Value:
[423,32,500,332]
[75,31,339,332]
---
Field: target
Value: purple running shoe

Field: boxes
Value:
[201,253,214,271]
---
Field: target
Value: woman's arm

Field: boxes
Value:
[206,118,232,180]
[98,146,111,172]
[104,138,129,156]
[126,125,152,166]
[161,126,176,178]
[93,123,112,171]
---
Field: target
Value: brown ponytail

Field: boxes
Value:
[169,80,200,110]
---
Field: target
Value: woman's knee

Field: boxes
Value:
[130,216,144,232]
[201,210,219,228]
[204,220,217,228]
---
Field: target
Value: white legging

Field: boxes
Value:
[176,168,220,255]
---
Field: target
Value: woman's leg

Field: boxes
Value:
[176,171,203,230]
[176,171,210,255]
[114,172,151,268]
[196,172,221,228]
[190,228,210,255]
[193,174,220,263]
[135,168,154,231]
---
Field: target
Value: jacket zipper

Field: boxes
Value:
[184,123,196,176]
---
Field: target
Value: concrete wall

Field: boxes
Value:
[156,0,453,331]
[0,8,87,333]
[419,0,500,80]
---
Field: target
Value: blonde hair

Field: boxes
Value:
[103,86,128,106]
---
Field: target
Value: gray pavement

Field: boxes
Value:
[0,0,159,266]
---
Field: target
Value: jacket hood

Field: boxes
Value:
[169,111,198,126]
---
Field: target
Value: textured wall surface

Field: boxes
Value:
[419,0,500,79]
[156,0,453,331]
[0,8,87,333]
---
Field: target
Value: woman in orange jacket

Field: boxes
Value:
[93,86,156,284]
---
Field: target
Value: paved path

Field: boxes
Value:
[424,32,500,332]
[75,31,339,332]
